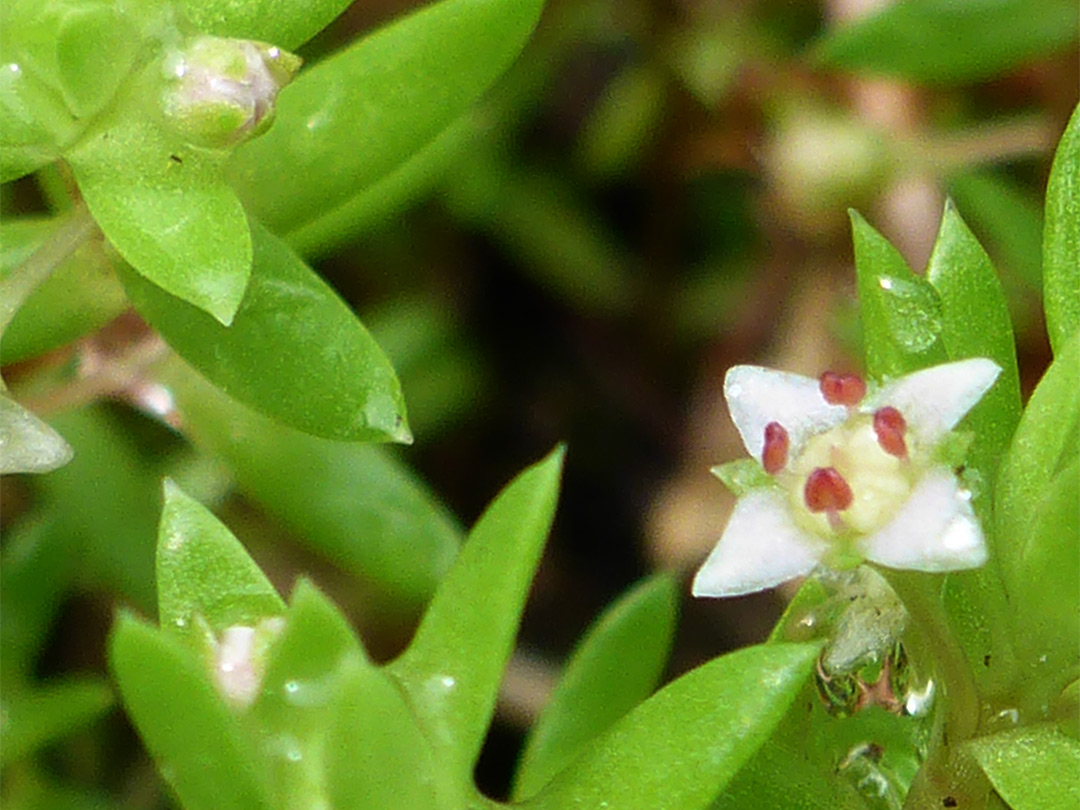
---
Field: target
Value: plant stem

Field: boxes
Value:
[0,204,98,336]
[883,570,989,809]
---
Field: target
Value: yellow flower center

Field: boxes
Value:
[782,417,915,539]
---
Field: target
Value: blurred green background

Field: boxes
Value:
[1,0,1076,805]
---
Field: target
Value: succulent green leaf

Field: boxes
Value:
[523,642,821,810]
[229,0,545,231]
[162,359,458,610]
[1009,458,1079,702]
[926,201,1022,477]
[0,394,73,474]
[996,331,1079,598]
[1043,103,1080,355]
[121,222,409,443]
[156,480,284,639]
[0,55,74,182]
[722,582,920,810]
[326,657,440,810]
[251,579,367,808]
[109,613,271,810]
[0,216,127,364]
[713,690,917,810]
[285,114,478,260]
[67,115,251,325]
[175,0,354,51]
[389,446,564,796]
[55,4,138,119]
[850,210,946,380]
[922,203,1025,699]
[813,0,1079,83]
[968,724,1080,810]
[513,573,679,800]
[0,677,114,766]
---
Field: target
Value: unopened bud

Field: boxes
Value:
[161,36,300,149]
[213,617,285,708]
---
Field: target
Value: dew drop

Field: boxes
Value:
[175,617,187,628]
[878,277,893,290]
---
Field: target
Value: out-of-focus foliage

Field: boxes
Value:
[2,0,1077,806]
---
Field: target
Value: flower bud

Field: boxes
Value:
[161,35,301,149]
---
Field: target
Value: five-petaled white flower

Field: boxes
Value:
[692,358,1001,598]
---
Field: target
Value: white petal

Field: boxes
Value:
[725,366,848,462]
[863,358,1001,449]
[692,489,826,597]
[859,469,987,573]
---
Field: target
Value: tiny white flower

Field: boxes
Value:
[692,358,1000,598]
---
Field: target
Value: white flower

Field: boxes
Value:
[692,358,1001,598]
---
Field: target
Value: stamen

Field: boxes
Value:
[819,372,867,406]
[873,406,908,458]
[762,422,789,474]
[804,467,854,512]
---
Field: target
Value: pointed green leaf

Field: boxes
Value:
[926,201,1021,477]
[175,0,353,50]
[121,222,409,443]
[251,579,367,809]
[724,581,920,810]
[924,203,1024,697]
[68,115,251,325]
[326,657,440,810]
[850,210,946,379]
[968,724,1080,810]
[997,331,1079,597]
[513,573,679,800]
[524,642,820,810]
[0,52,74,183]
[389,446,564,793]
[229,0,545,231]
[1043,103,1080,355]
[55,4,138,119]
[0,394,73,474]
[161,356,457,610]
[713,684,918,810]
[0,677,114,766]
[1010,458,1079,703]
[156,480,284,639]
[108,613,271,810]
[0,216,127,365]
[813,0,1079,83]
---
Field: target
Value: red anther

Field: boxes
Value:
[819,372,867,406]
[873,406,908,458]
[762,422,789,474]
[804,467,854,513]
